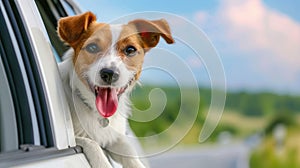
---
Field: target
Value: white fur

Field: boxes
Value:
[110,24,123,46]
[58,25,145,167]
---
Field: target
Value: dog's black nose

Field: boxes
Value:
[100,68,119,84]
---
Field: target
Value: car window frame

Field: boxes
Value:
[1,0,54,148]
[0,0,37,149]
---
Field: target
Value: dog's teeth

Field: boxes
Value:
[94,86,100,95]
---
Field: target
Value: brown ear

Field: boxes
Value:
[57,11,96,47]
[129,19,175,50]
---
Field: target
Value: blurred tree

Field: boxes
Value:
[265,112,296,135]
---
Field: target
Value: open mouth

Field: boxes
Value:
[94,86,127,98]
[91,78,135,118]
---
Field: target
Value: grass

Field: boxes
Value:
[134,106,300,168]
[219,110,267,137]
[250,118,300,168]
[165,110,267,145]
[250,132,300,168]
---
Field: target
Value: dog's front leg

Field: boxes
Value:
[106,138,146,168]
[76,137,113,168]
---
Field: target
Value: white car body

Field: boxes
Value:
[0,0,94,167]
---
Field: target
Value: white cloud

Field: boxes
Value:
[195,0,300,92]
[194,11,209,26]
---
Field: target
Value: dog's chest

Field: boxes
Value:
[69,89,128,147]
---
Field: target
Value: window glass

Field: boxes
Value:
[35,0,70,60]
[61,0,77,16]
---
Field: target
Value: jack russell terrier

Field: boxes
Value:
[57,11,174,168]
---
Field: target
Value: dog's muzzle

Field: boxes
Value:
[89,68,135,118]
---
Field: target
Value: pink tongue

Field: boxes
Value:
[95,88,118,118]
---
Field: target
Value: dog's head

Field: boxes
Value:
[58,11,174,118]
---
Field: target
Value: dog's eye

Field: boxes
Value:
[124,46,137,57]
[85,43,100,53]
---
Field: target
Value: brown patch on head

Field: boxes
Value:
[128,19,175,51]
[58,12,114,86]
[114,25,146,80]
[72,25,112,81]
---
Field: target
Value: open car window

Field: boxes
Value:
[35,0,82,61]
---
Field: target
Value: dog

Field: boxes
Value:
[57,11,174,168]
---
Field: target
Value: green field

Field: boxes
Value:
[129,85,300,143]
[129,85,300,166]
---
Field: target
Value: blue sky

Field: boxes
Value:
[76,0,300,94]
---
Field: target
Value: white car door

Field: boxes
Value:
[0,0,91,167]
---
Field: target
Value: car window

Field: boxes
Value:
[61,0,81,16]
[35,0,83,62]
[35,0,77,62]
[35,0,64,60]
